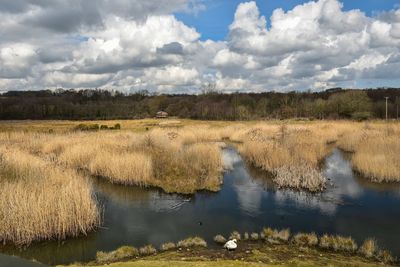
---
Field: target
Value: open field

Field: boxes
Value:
[1,119,400,247]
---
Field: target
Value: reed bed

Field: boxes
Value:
[337,123,400,182]
[238,124,331,192]
[89,151,153,186]
[236,121,400,189]
[0,147,100,246]
[1,128,224,194]
[275,163,326,192]
[352,135,400,182]
[2,120,399,248]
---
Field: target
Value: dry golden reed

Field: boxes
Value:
[1,127,224,194]
[337,123,400,182]
[238,124,331,191]
[0,147,100,246]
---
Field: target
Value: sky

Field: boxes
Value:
[0,0,400,93]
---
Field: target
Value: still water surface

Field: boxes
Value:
[2,147,400,265]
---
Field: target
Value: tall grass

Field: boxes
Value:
[237,121,400,189]
[275,163,326,192]
[352,135,400,182]
[1,128,224,194]
[337,123,400,182]
[89,151,153,186]
[0,147,100,246]
[238,124,330,191]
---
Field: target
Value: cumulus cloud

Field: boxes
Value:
[0,0,399,92]
[223,0,400,91]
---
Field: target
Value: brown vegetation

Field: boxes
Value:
[262,227,291,242]
[0,127,224,194]
[319,234,358,252]
[139,245,157,255]
[237,124,332,192]
[177,237,207,248]
[292,232,319,247]
[229,231,241,241]
[96,246,139,264]
[338,123,400,182]
[213,235,226,244]
[160,242,176,251]
[87,229,396,266]
[0,147,100,246]
[1,120,400,247]
[360,238,377,258]
[237,121,400,188]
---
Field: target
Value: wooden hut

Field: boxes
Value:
[156,111,168,118]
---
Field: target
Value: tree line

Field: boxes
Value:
[0,88,399,120]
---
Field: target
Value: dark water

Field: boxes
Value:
[2,147,400,265]
[0,254,48,267]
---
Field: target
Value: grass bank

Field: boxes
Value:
[59,227,396,267]
[59,242,392,267]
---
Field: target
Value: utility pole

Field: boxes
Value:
[396,96,399,120]
[384,97,389,121]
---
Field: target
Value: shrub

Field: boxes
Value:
[115,246,139,258]
[275,228,290,242]
[319,235,357,252]
[319,234,333,249]
[139,245,157,255]
[160,242,176,251]
[250,232,259,241]
[262,227,274,240]
[100,125,109,130]
[359,238,377,258]
[243,232,249,240]
[378,250,394,264]
[335,236,358,252]
[75,123,99,131]
[260,232,265,240]
[229,231,241,241]
[113,123,121,130]
[96,251,110,263]
[292,232,318,247]
[177,237,207,248]
[213,235,226,244]
[262,227,290,242]
[96,246,138,263]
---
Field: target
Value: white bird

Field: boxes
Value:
[223,239,237,251]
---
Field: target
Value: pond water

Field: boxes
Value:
[2,147,400,266]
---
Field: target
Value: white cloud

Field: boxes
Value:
[144,66,199,87]
[43,72,112,88]
[0,43,37,78]
[0,0,399,92]
[219,0,400,91]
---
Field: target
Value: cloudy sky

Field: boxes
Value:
[0,0,399,93]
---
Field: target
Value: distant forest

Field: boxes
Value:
[0,88,399,120]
